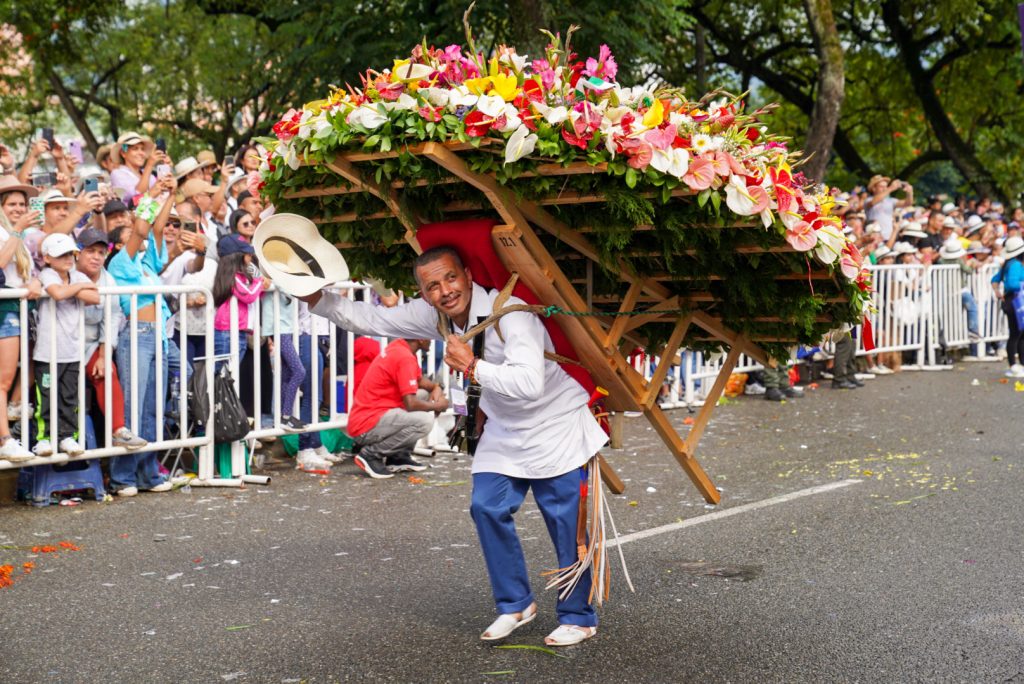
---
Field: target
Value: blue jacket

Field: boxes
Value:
[992,258,1023,294]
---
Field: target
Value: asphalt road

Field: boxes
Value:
[2,362,1023,683]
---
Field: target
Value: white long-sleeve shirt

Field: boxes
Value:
[311,282,607,478]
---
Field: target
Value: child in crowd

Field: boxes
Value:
[212,234,265,370]
[34,233,99,456]
[261,283,307,432]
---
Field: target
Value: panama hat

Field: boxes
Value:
[173,156,214,180]
[873,244,892,260]
[938,239,966,260]
[112,131,155,165]
[253,213,349,297]
[900,221,927,239]
[0,174,39,200]
[892,241,918,255]
[1003,236,1024,260]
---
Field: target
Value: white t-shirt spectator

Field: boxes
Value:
[866,197,896,240]
[35,267,91,363]
[0,227,34,288]
[82,269,123,359]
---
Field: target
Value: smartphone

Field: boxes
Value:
[41,128,55,147]
[67,140,84,164]
[155,138,167,153]
[28,197,45,224]
[83,177,99,194]
[31,171,57,187]
[223,154,234,167]
[182,221,198,233]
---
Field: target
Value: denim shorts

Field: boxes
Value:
[0,311,21,339]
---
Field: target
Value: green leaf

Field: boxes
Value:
[380,136,392,153]
[624,167,638,189]
[697,188,711,207]
[710,190,721,214]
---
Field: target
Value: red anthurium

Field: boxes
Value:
[745,127,760,142]
[522,79,544,102]
[419,105,443,122]
[272,109,303,142]
[463,110,491,137]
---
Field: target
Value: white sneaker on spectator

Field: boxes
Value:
[873,364,895,375]
[112,427,148,450]
[1007,364,1024,378]
[961,355,981,362]
[854,372,875,381]
[58,437,84,455]
[316,446,345,463]
[296,449,332,471]
[821,371,834,379]
[144,481,173,492]
[744,381,766,395]
[117,486,138,497]
[996,348,1008,361]
[0,437,33,463]
[32,439,53,457]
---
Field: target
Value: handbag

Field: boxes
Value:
[213,366,251,443]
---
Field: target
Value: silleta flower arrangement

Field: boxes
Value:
[258,26,872,354]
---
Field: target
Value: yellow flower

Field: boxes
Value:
[488,72,519,102]
[642,99,664,128]
[464,77,493,96]
[390,59,410,83]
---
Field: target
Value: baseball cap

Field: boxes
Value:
[102,198,130,215]
[77,227,109,250]
[217,234,255,257]
[41,233,79,258]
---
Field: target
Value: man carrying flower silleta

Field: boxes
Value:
[302,246,607,647]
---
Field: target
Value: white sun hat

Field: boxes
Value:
[1003,236,1024,260]
[253,213,350,297]
[938,238,966,260]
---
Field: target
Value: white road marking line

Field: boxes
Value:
[609,479,863,547]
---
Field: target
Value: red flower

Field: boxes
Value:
[522,79,544,102]
[418,105,443,122]
[272,109,302,142]
[745,127,760,142]
[463,110,492,137]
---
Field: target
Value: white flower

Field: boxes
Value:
[282,143,300,171]
[542,106,569,125]
[499,52,528,72]
[498,104,522,132]
[476,94,506,118]
[392,63,433,82]
[724,175,760,215]
[691,133,713,155]
[707,135,725,151]
[814,223,846,264]
[448,87,479,110]
[382,93,418,111]
[346,105,388,130]
[297,110,318,139]
[669,111,693,128]
[504,125,538,165]
[420,87,450,108]
[650,148,689,179]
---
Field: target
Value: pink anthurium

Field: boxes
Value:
[683,156,715,190]
[785,220,817,252]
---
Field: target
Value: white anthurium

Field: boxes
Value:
[759,207,774,229]
[297,109,316,139]
[392,62,433,82]
[282,142,300,171]
[395,93,418,111]
[813,222,846,264]
[420,87,449,108]
[649,147,673,174]
[724,175,758,215]
[476,94,506,118]
[779,210,804,230]
[498,105,522,132]
[448,87,478,109]
[669,111,692,127]
[543,106,569,125]
[605,106,631,124]
[504,125,538,165]
[499,52,528,71]
[667,148,690,179]
[347,105,388,130]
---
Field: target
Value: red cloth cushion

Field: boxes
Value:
[416,219,596,395]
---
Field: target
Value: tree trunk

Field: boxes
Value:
[695,24,707,95]
[509,0,550,56]
[801,0,844,183]
[46,68,100,155]
[880,0,1006,203]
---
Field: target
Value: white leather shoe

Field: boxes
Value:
[480,602,537,641]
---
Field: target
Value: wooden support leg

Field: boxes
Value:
[644,405,720,504]
[683,346,741,456]
[609,412,624,449]
[597,454,625,495]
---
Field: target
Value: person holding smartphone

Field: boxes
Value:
[110,131,169,203]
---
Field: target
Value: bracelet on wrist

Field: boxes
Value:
[466,357,479,385]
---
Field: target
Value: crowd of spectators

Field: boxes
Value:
[1,133,1022,492]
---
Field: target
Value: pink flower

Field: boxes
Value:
[683,157,716,190]
[418,105,443,122]
[644,125,676,150]
[583,44,618,81]
[625,141,653,170]
[246,171,263,199]
[532,59,556,91]
[713,150,745,177]
[785,220,818,252]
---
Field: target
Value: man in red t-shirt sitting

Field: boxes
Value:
[347,338,449,478]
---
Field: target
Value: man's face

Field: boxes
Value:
[240,196,262,218]
[163,219,180,247]
[44,201,70,227]
[106,210,132,230]
[416,254,472,322]
[77,243,107,277]
[193,191,213,212]
[201,166,214,183]
[928,213,944,231]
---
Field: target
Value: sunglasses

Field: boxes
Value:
[167,221,182,229]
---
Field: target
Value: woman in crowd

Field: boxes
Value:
[991,236,1024,378]
[234,142,263,175]
[110,132,170,202]
[212,234,265,371]
[0,178,42,461]
[261,283,307,432]
[105,177,178,496]
[229,209,256,242]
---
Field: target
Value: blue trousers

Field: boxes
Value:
[471,468,598,627]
